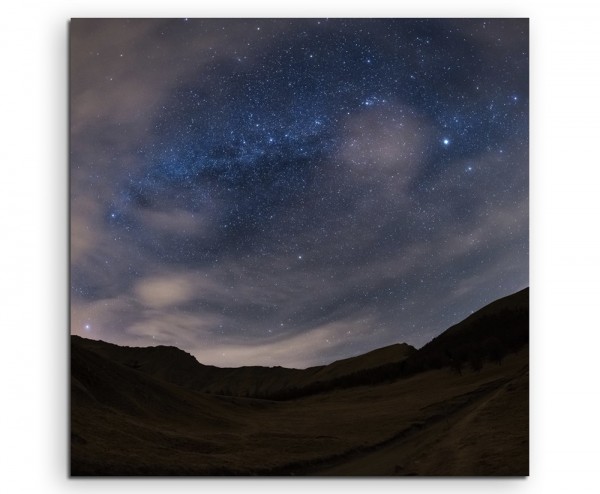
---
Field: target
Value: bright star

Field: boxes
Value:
[84,324,91,331]
[443,138,450,145]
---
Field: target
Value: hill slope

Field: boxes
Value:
[72,336,416,398]
[72,287,527,398]
[403,287,529,375]
[71,341,528,475]
[71,288,529,475]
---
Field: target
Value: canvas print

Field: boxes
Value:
[70,18,529,476]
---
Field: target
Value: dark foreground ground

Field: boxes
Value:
[72,345,528,476]
[71,289,528,476]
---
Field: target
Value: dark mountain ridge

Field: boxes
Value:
[72,336,416,398]
[402,287,528,375]
[71,287,529,475]
[72,287,528,399]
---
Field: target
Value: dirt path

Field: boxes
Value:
[300,367,528,476]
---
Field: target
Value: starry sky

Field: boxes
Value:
[70,18,528,368]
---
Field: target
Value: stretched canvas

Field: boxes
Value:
[70,18,529,476]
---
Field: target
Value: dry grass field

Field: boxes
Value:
[71,289,528,476]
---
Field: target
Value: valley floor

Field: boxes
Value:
[71,347,528,476]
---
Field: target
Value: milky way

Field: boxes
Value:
[70,18,528,368]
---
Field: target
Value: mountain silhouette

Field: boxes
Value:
[71,287,529,476]
[72,336,417,398]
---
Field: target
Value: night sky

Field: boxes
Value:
[70,18,528,368]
